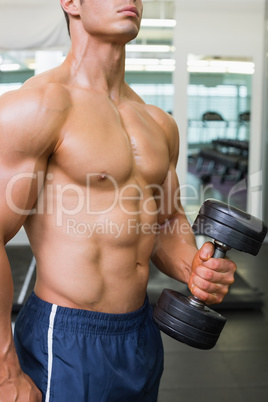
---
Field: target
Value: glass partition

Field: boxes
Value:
[186,55,253,212]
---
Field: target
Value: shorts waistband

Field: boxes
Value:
[22,292,151,335]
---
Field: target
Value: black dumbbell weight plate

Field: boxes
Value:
[192,199,267,255]
[157,289,226,335]
[153,305,219,350]
[194,215,260,255]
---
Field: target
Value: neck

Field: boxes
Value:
[64,33,127,101]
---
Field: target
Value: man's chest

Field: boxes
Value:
[52,99,170,188]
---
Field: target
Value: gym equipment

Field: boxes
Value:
[7,245,36,314]
[12,255,36,313]
[153,199,267,350]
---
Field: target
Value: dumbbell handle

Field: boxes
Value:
[188,240,231,309]
[212,240,231,258]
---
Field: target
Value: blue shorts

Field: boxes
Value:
[14,292,164,402]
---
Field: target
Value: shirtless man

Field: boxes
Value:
[0,1,236,401]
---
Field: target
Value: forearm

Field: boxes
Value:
[151,212,198,284]
[0,243,18,365]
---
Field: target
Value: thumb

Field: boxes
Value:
[198,241,215,261]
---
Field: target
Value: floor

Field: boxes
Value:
[8,239,268,402]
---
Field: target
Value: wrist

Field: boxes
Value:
[0,352,21,383]
[0,332,20,370]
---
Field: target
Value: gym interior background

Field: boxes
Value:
[1,0,268,401]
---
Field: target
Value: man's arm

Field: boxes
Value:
[151,113,236,305]
[0,87,61,400]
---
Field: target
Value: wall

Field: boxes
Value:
[263,0,268,226]
[0,0,69,51]
[174,0,266,219]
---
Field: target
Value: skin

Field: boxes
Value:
[0,0,236,400]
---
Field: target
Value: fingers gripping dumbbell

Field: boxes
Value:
[153,199,267,350]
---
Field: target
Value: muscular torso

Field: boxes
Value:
[22,76,172,313]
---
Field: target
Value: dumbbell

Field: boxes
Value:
[153,199,267,350]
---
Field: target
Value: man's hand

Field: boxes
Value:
[0,369,42,402]
[188,242,237,305]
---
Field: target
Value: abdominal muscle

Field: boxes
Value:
[25,194,157,314]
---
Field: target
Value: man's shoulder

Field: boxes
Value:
[143,103,176,127]
[23,69,71,109]
[144,104,179,159]
[0,71,69,156]
[1,74,70,117]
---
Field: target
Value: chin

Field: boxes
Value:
[120,27,140,43]
[112,21,140,41]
